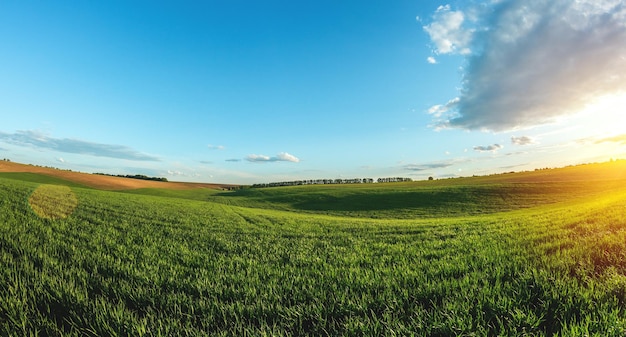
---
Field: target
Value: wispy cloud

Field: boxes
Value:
[0,130,160,161]
[425,0,626,131]
[246,152,300,163]
[403,158,471,172]
[499,163,529,170]
[511,136,537,146]
[594,134,626,145]
[427,56,437,64]
[504,151,529,157]
[577,133,626,146]
[428,97,460,118]
[225,158,241,162]
[474,144,503,153]
[404,161,455,172]
[207,144,225,150]
[167,170,201,178]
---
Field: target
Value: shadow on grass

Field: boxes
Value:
[211,186,536,218]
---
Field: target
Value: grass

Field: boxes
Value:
[121,187,223,202]
[1,163,626,335]
[206,178,624,219]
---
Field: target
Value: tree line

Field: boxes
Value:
[251,177,412,188]
[94,173,168,182]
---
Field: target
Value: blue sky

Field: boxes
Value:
[1,0,625,184]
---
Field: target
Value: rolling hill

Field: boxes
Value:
[0,160,236,190]
[1,159,626,335]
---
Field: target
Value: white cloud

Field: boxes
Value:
[511,136,537,145]
[427,56,437,64]
[246,152,300,163]
[425,0,626,131]
[247,154,271,162]
[57,157,65,163]
[276,152,300,163]
[166,170,202,178]
[207,144,225,150]
[423,5,473,55]
[428,97,459,118]
[474,144,503,152]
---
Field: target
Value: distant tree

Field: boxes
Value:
[428,176,434,181]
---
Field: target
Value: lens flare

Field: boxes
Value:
[29,185,78,219]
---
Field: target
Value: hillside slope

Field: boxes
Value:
[207,160,626,219]
[2,165,626,335]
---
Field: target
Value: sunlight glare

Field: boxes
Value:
[576,93,626,136]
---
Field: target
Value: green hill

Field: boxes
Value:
[201,160,626,218]
[1,161,626,335]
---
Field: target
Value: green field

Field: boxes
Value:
[2,163,626,336]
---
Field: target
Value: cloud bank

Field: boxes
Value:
[424,0,626,131]
[0,130,160,161]
[246,152,300,163]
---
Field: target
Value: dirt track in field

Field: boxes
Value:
[0,161,236,190]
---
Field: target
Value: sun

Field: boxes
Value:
[562,93,626,162]
[574,93,626,137]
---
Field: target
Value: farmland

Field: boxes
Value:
[1,162,626,335]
